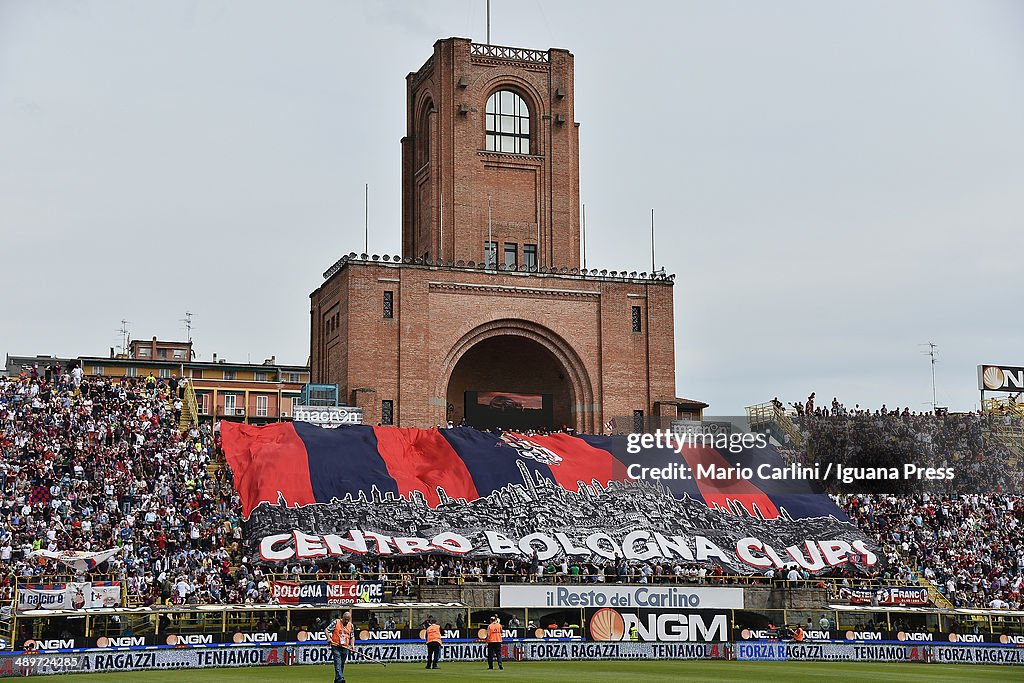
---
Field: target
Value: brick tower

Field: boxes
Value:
[310,38,705,432]
[402,38,579,270]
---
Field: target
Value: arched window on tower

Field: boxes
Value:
[416,100,433,168]
[485,90,530,154]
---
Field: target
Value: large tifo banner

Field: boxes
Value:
[17,583,121,611]
[222,423,881,573]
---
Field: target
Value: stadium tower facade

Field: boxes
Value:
[310,37,705,431]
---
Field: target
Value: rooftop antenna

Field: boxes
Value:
[118,319,130,356]
[182,311,193,343]
[920,342,938,411]
[486,0,491,44]
[650,208,656,274]
[581,203,587,270]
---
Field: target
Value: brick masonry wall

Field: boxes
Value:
[310,261,677,432]
[310,38,693,430]
[402,38,580,270]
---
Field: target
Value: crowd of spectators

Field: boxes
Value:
[839,493,1023,609]
[433,419,577,437]
[3,372,1023,612]
[0,367,249,606]
[781,395,1022,495]
[0,370,583,607]
[779,394,1024,609]
[393,554,870,589]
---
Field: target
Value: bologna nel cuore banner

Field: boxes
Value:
[221,422,881,572]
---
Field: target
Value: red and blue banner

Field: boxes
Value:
[222,423,880,574]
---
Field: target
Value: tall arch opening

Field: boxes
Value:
[416,97,433,167]
[446,336,572,430]
[437,320,595,433]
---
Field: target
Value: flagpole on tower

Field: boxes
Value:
[582,203,587,270]
[651,208,656,274]
[486,0,491,45]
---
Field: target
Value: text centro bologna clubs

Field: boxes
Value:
[259,529,878,573]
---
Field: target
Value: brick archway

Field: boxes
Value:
[436,319,595,433]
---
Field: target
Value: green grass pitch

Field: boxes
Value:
[40,660,1023,682]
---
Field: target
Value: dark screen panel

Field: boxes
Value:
[465,391,553,430]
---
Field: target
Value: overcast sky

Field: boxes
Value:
[1,0,1022,415]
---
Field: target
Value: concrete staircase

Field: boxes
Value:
[918,575,954,609]
[178,380,200,433]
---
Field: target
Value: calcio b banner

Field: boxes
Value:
[221,422,882,573]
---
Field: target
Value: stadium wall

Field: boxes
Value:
[309,259,679,431]
[417,583,830,611]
